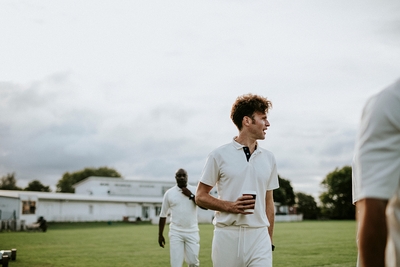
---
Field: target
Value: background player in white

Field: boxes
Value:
[158,168,200,267]
[353,78,400,267]
[196,94,279,267]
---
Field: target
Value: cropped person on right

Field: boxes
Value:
[353,78,400,267]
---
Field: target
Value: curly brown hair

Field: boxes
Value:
[230,94,272,130]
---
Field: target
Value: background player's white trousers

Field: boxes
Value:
[169,230,200,267]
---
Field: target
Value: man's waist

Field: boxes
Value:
[215,225,267,230]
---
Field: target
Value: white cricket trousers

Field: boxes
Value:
[212,226,272,267]
[169,230,200,267]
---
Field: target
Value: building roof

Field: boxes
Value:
[72,176,176,188]
[0,190,163,203]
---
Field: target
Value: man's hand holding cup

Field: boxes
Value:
[242,190,257,214]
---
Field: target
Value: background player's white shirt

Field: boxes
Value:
[160,184,198,232]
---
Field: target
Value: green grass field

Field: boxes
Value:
[0,221,357,267]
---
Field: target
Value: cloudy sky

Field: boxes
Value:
[1,0,400,198]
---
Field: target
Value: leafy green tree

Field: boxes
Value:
[296,192,320,220]
[0,173,22,190]
[273,175,295,206]
[319,166,355,219]
[24,180,51,192]
[56,167,122,193]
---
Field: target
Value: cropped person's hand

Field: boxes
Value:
[158,235,166,248]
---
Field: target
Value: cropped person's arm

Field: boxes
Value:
[357,198,388,267]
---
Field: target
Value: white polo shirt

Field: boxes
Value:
[200,138,279,228]
[160,184,199,232]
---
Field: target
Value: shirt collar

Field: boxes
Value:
[232,137,261,153]
[232,137,244,150]
[174,185,182,191]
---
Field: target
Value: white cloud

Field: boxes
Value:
[1,0,400,196]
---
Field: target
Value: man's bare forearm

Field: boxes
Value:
[196,182,255,214]
[196,190,231,212]
[158,217,166,235]
[265,191,275,243]
[357,198,388,267]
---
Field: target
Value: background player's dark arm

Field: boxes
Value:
[158,217,167,248]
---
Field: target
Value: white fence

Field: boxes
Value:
[0,219,25,231]
[275,214,303,222]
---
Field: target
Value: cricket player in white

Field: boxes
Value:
[353,78,400,267]
[196,94,279,267]
[158,168,200,267]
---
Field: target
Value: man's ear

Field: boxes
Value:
[243,116,251,127]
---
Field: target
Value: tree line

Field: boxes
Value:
[0,166,354,220]
[0,167,121,193]
[274,165,354,220]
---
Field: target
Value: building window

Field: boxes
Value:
[22,201,36,214]
[115,184,131,187]
[142,206,149,219]
[140,184,154,188]
[155,206,161,216]
[89,205,93,214]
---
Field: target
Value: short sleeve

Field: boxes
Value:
[267,155,279,191]
[199,153,220,187]
[159,191,170,218]
[355,86,400,201]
